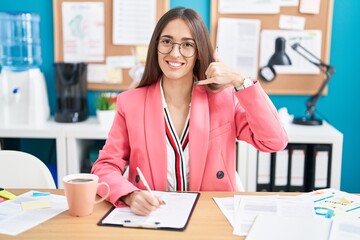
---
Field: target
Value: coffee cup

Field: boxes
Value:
[63,173,110,217]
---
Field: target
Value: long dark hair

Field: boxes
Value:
[137,7,214,88]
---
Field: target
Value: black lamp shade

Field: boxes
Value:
[268,37,292,66]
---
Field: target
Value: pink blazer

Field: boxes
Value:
[91,80,288,206]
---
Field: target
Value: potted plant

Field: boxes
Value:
[95,92,117,128]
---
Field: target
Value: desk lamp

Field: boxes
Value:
[259,37,335,126]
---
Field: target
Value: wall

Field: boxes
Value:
[0,0,359,192]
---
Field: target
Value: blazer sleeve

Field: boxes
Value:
[91,94,139,207]
[234,81,288,152]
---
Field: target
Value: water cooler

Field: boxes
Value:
[0,12,49,126]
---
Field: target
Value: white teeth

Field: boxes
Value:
[168,62,182,67]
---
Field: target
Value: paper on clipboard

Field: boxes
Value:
[98,191,199,230]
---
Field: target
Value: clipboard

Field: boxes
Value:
[98,191,200,231]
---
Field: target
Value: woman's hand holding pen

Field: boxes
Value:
[195,49,246,91]
[121,190,164,216]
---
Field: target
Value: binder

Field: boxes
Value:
[98,191,200,231]
[310,144,332,190]
[256,151,272,191]
[289,144,307,192]
[272,147,290,192]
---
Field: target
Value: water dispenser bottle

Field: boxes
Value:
[0,12,49,126]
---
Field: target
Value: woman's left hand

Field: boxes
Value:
[196,50,245,91]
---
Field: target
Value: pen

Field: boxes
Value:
[136,167,154,198]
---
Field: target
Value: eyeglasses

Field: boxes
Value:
[157,37,197,58]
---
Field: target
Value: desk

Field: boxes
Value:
[0,190,298,240]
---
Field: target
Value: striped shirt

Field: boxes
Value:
[160,82,190,191]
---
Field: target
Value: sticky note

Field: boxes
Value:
[21,199,51,210]
[136,45,148,62]
[106,68,123,83]
[299,0,320,14]
[0,197,4,203]
[0,189,16,200]
[32,191,51,197]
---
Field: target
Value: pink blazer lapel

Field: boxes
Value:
[144,81,167,190]
[189,85,209,190]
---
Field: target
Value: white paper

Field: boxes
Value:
[300,0,321,14]
[329,217,360,240]
[280,0,299,7]
[216,18,261,79]
[218,0,280,14]
[279,15,306,30]
[106,55,137,69]
[112,0,156,45]
[62,2,105,62]
[232,195,315,236]
[101,191,198,229]
[87,64,107,83]
[0,191,68,236]
[246,215,332,240]
[213,197,235,227]
[259,29,322,74]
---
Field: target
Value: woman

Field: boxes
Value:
[92,7,288,215]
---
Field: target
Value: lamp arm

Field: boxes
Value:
[290,43,335,118]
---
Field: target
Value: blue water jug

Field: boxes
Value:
[0,12,42,71]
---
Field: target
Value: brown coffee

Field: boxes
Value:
[68,178,94,183]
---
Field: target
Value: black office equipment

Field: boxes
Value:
[306,144,332,191]
[54,62,88,123]
[255,143,333,192]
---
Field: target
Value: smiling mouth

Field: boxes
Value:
[167,61,184,68]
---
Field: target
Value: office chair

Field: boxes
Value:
[0,150,56,189]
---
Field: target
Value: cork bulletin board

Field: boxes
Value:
[53,0,169,91]
[210,0,334,95]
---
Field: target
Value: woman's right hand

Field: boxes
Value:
[121,190,164,216]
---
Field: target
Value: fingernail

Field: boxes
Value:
[194,81,199,84]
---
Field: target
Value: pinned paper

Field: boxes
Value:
[136,45,149,62]
[106,68,123,83]
[21,199,51,211]
[299,0,320,14]
[279,15,305,30]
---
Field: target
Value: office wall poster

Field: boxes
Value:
[62,2,105,62]
[218,0,280,14]
[216,18,261,79]
[112,0,156,45]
